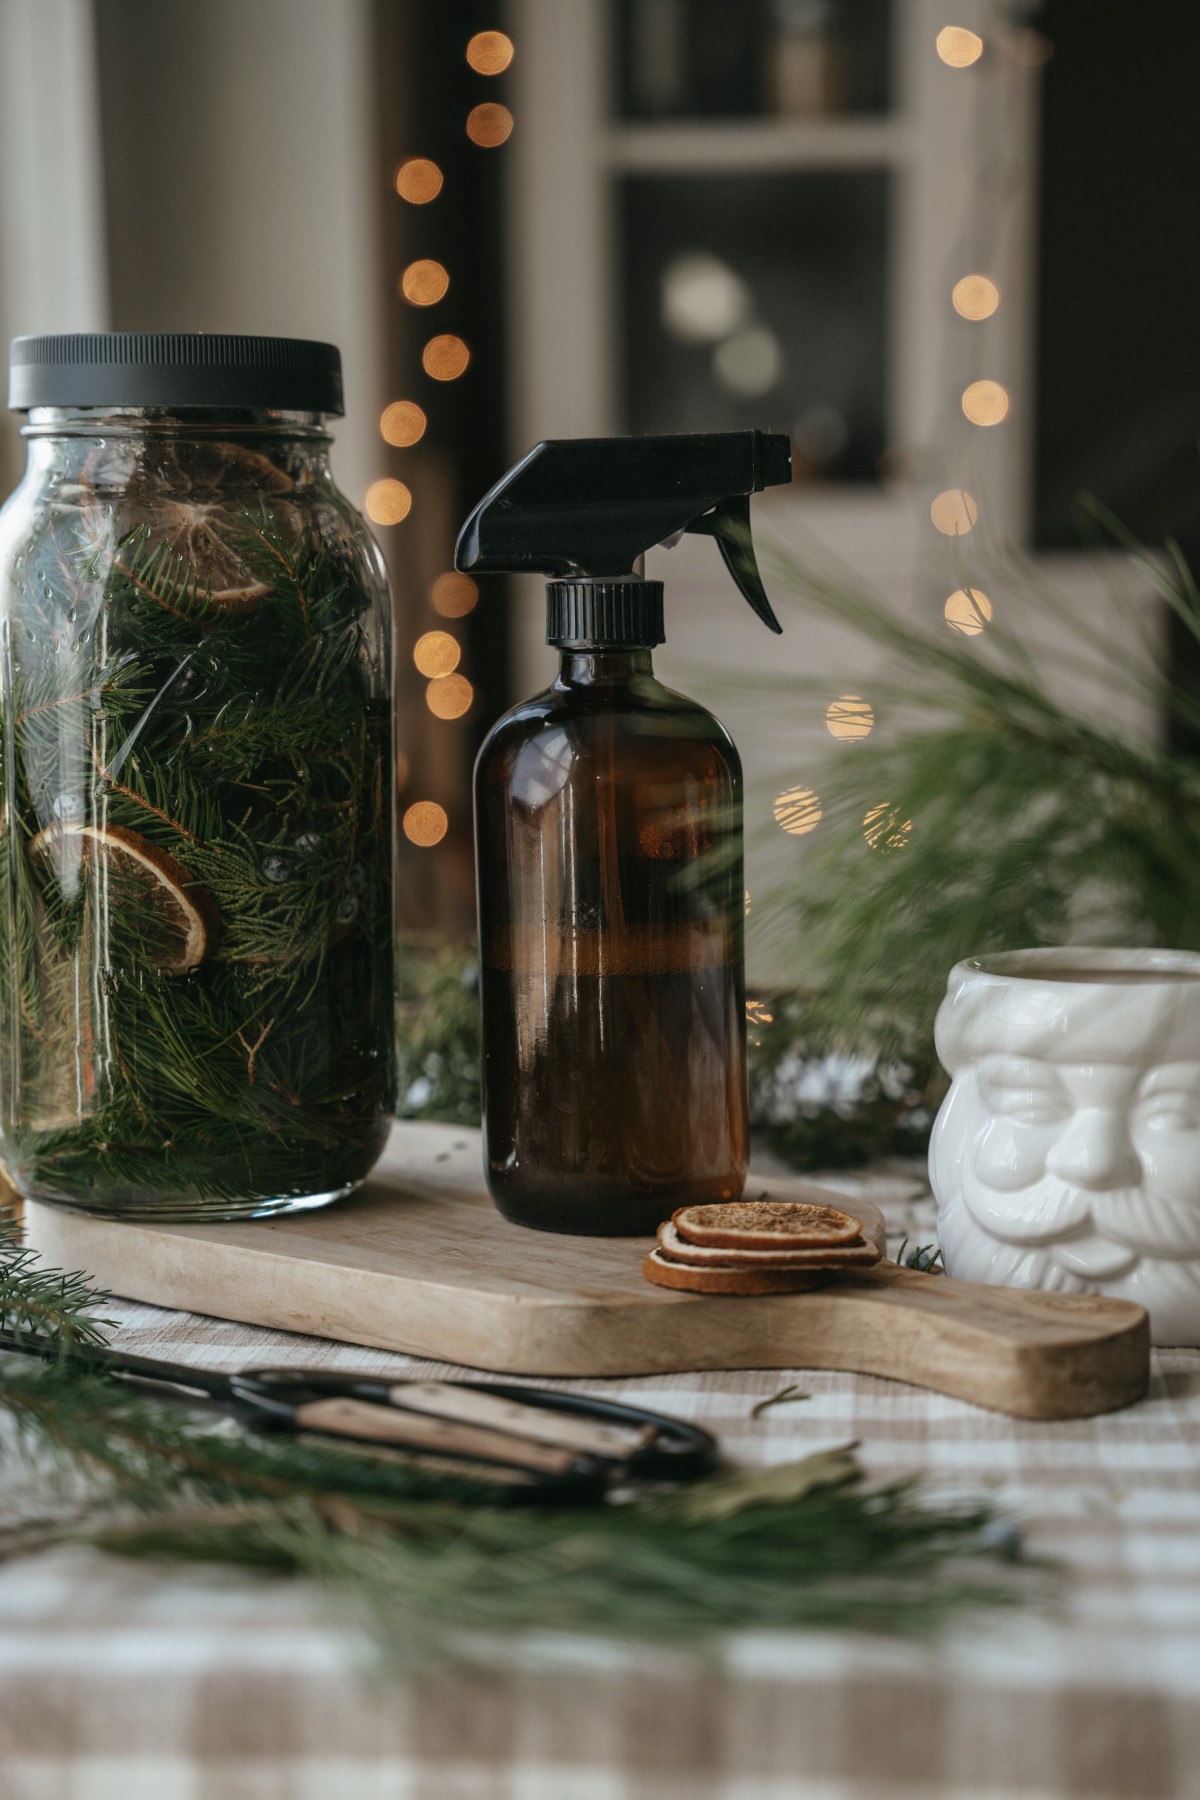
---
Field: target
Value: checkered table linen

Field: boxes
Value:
[1,1165,1198,1800]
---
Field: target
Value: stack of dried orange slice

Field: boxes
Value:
[643,1199,881,1294]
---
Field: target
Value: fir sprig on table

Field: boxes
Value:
[0,1228,1030,1659]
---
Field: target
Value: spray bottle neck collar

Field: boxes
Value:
[556,647,654,686]
[546,577,664,650]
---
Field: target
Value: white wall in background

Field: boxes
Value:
[0,0,109,486]
[92,0,383,508]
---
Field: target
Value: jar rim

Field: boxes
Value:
[21,406,330,441]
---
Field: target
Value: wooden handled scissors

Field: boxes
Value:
[0,1331,718,1499]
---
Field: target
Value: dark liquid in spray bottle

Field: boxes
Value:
[475,647,747,1234]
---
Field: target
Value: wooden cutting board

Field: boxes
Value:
[23,1121,1149,1420]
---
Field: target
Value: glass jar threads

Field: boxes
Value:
[0,334,395,1218]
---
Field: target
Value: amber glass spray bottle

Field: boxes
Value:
[457,432,792,1234]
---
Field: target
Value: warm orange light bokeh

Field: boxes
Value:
[413,630,461,678]
[825,694,875,741]
[426,674,474,719]
[379,400,426,447]
[930,488,978,535]
[935,25,983,67]
[962,380,1010,426]
[773,786,822,836]
[364,478,413,525]
[430,571,479,618]
[466,29,514,74]
[394,157,443,203]
[401,259,450,307]
[944,588,994,636]
[422,334,471,381]
[403,801,448,847]
[952,274,1000,320]
[864,803,912,851]
[466,102,514,147]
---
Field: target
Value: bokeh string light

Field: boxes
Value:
[466,29,514,74]
[952,273,1000,320]
[395,157,443,203]
[403,801,449,847]
[422,334,471,381]
[430,571,479,618]
[365,478,412,525]
[935,25,984,67]
[944,588,993,636]
[825,695,875,741]
[426,674,475,720]
[961,378,1009,426]
[413,630,461,678]
[401,259,450,306]
[467,102,514,147]
[863,803,912,851]
[379,400,426,447]
[387,27,521,849]
[930,488,978,535]
[773,786,822,836]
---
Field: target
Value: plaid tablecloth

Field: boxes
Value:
[1,1159,1198,1800]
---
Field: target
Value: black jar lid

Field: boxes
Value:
[8,333,344,416]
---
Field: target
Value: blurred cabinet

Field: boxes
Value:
[505,0,1037,638]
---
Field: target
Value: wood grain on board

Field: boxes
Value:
[23,1121,1150,1420]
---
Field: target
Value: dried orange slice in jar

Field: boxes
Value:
[90,439,296,608]
[30,822,217,974]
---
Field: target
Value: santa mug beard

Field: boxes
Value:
[929,948,1200,1346]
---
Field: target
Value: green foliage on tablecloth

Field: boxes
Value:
[0,1221,1031,1658]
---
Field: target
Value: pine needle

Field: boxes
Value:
[752,525,1200,1048]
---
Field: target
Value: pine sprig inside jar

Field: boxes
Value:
[0,422,395,1217]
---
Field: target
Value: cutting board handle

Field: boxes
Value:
[788,1263,1150,1419]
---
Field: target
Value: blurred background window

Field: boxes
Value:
[614,0,892,122]
[621,170,888,480]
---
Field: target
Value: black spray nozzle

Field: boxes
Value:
[455,431,791,635]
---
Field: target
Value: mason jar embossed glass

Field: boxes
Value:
[0,334,395,1219]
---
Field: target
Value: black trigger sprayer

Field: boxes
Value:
[456,431,792,1236]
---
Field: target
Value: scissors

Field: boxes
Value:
[0,1331,718,1500]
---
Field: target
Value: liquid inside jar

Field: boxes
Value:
[0,415,395,1218]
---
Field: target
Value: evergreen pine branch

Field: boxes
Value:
[0,1347,1028,1657]
[752,526,1200,1045]
[0,1218,111,1347]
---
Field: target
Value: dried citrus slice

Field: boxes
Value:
[655,1220,878,1269]
[642,1248,830,1295]
[672,1199,863,1251]
[94,439,296,607]
[30,822,217,973]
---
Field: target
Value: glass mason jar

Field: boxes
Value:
[0,334,395,1219]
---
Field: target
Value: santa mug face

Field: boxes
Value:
[929,948,1200,1345]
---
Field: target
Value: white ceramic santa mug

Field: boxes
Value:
[930,946,1200,1345]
